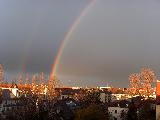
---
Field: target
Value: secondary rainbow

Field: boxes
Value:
[50,0,96,78]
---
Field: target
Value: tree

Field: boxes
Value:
[129,73,141,96]
[0,64,4,83]
[138,100,156,120]
[81,89,101,106]
[47,75,57,99]
[32,74,37,94]
[25,74,30,88]
[129,68,156,97]
[75,104,107,120]
[127,100,137,120]
[39,72,46,98]
[140,68,156,97]
[39,72,45,85]
[18,75,23,89]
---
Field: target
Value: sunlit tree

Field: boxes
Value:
[32,74,37,94]
[18,75,23,89]
[129,73,141,96]
[10,78,18,89]
[0,64,4,83]
[39,72,45,95]
[25,74,30,88]
[47,75,59,99]
[140,68,156,97]
[40,72,45,85]
[129,68,156,97]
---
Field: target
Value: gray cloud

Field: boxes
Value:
[0,0,89,80]
[57,0,160,87]
[0,0,159,87]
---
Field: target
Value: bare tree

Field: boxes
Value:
[18,75,23,89]
[140,68,156,97]
[0,64,4,83]
[39,72,45,85]
[39,72,45,95]
[129,73,141,96]
[47,75,56,99]
[25,74,30,88]
[32,74,37,94]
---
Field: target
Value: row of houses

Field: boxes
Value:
[0,87,25,119]
[0,86,156,120]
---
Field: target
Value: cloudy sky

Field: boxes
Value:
[0,0,160,87]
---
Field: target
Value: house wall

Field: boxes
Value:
[100,93,111,103]
[108,107,128,120]
[156,105,160,120]
[157,81,160,96]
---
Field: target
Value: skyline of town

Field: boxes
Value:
[0,0,159,119]
[0,64,157,119]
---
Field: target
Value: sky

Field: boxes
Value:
[0,0,160,87]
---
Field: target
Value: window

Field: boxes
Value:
[115,110,117,113]
[114,117,117,120]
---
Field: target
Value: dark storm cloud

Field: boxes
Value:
[0,0,89,80]
[57,0,160,87]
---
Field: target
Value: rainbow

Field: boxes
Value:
[50,0,96,78]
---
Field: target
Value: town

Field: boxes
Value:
[0,64,156,120]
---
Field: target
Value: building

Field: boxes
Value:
[108,100,129,120]
[58,88,80,99]
[0,87,23,119]
[156,105,160,120]
[53,99,74,120]
[157,80,160,96]
[111,93,130,101]
[100,90,112,103]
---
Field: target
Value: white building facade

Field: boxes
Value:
[108,107,128,120]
